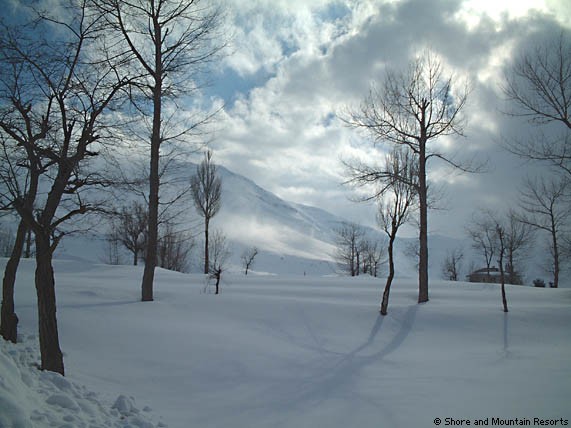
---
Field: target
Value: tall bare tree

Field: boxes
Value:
[0,1,129,373]
[343,51,471,303]
[376,149,416,315]
[0,94,48,343]
[503,33,571,176]
[191,150,222,274]
[518,176,569,288]
[97,0,225,301]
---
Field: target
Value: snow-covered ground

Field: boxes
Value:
[1,258,570,427]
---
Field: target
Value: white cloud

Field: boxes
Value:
[206,0,569,237]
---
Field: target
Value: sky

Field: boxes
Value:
[198,0,570,238]
[2,0,569,242]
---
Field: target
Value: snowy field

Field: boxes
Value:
[1,258,570,428]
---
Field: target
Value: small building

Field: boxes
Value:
[466,266,523,285]
[467,267,502,284]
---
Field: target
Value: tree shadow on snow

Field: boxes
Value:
[224,304,420,428]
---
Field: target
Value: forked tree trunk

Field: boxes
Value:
[35,234,64,375]
[0,221,27,343]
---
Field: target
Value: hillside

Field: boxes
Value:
[2,161,553,283]
[1,259,570,427]
[48,163,473,278]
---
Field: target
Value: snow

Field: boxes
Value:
[1,258,570,427]
[0,332,164,428]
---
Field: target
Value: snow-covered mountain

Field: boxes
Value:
[55,163,367,275]
[212,166,348,275]
[49,162,556,283]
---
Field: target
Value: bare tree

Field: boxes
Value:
[241,246,259,275]
[468,209,535,285]
[334,222,364,276]
[113,202,148,266]
[0,1,130,373]
[376,149,416,315]
[208,229,230,295]
[156,221,194,273]
[503,33,571,176]
[518,176,569,288]
[503,210,534,285]
[360,239,386,278]
[441,248,464,281]
[97,0,226,301]
[467,212,497,280]
[0,36,51,343]
[191,150,222,274]
[343,51,472,304]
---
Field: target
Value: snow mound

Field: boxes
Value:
[0,334,167,428]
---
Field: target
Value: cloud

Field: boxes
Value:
[206,0,569,237]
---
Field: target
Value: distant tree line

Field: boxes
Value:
[334,222,386,278]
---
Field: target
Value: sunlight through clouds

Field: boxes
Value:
[207,0,568,234]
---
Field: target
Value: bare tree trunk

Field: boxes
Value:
[141,40,163,301]
[0,221,26,343]
[501,279,508,312]
[35,234,64,375]
[380,235,396,316]
[499,245,508,313]
[418,142,429,303]
[142,140,158,301]
[551,226,559,288]
[204,219,209,274]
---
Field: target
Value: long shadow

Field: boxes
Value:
[217,304,420,428]
[502,312,510,356]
